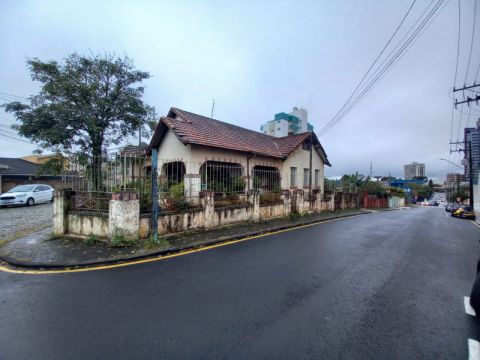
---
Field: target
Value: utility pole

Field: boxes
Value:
[454,83,480,108]
[450,144,475,209]
[469,141,474,209]
[457,174,460,201]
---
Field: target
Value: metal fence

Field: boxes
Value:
[253,166,282,205]
[69,191,111,213]
[63,157,291,213]
[62,152,151,213]
[62,152,151,193]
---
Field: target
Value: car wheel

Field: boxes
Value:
[50,196,54,203]
[26,198,34,206]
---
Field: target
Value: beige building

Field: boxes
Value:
[147,108,330,199]
[404,162,425,180]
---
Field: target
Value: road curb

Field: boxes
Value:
[0,211,372,271]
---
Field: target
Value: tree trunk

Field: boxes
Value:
[91,145,103,191]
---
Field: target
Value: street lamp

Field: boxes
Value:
[439,158,462,169]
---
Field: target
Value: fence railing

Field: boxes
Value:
[69,191,111,213]
[61,152,151,194]
[253,166,281,205]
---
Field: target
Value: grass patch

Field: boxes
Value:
[84,234,99,246]
[144,236,170,249]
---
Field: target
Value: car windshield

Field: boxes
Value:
[7,185,35,193]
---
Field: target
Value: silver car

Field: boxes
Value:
[0,184,54,207]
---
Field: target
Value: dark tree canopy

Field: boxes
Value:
[4,53,156,158]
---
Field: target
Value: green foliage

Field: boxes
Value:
[447,184,469,202]
[341,172,365,193]
[385,186,405,198]
[408,183,433,199]
[324,178,338,192]
[84,234,98,246]
[37,156,64,176]
[111,228,135,247]
[169,182,185,199]
[3,53,156,188]
[232,176,246,192]
[145,236,170,249]
[361,180,386,197]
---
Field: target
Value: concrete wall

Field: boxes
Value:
[259,202,285,219]
[67,213,109,238]
[158,209,205,235]
[388,196,405,208]
[54,189,339,240]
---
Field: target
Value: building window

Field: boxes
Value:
[290,167,297,187]
[303,168,309,187]
[315,170,319,187]
[277,127,281,131]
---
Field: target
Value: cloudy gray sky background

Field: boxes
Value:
[0,0,478,180]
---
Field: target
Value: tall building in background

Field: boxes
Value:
[446,173,466,187]
[261,107,314,137]
[464,119,480,184]
[404,162,425,180]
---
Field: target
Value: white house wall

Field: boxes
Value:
[282,145,324,192]
[155,129,324,192]
[157,129,193,172]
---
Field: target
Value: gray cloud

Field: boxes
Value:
[0,0,477,181]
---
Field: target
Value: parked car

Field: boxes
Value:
[446,203,461,212]
[470,247,480,314]
[0,184,54,207]
[451,205,476,220]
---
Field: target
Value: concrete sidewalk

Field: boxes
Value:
[0,209,375,269]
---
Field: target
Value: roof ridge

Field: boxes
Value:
[172,107,278,140]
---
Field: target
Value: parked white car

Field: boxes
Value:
[0,184,54,207]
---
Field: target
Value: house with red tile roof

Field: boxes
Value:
[147,107,330,199]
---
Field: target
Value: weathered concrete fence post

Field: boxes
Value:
[53,189,69,236]
[249,189,260,222]
[109,192,140,241]
[202,190,215,229]
[282,189,291,216]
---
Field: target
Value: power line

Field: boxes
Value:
[450,0,462,148]
[320,0,446,135]
[0,131,32,144]
[0,91,29,100]
[322,0,418,133]
[333,0,447,127]
[464,0,477,86]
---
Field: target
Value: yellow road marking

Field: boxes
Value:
[0,214,365,275]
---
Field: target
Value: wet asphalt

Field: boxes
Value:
[1,206,480,359]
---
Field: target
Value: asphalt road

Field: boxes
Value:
[1,207,480,359]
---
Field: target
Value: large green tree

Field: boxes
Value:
[4,53,156,188]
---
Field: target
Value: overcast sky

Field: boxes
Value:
[0,0,478,180]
